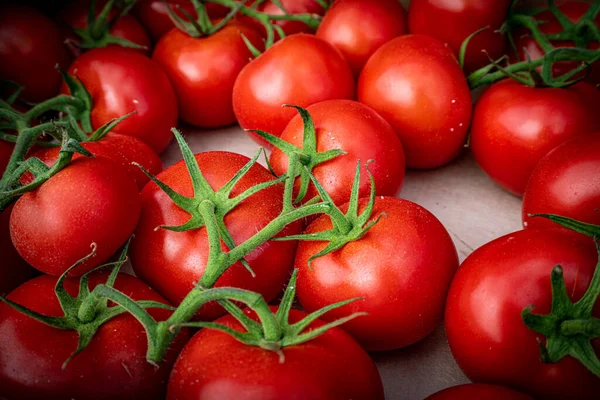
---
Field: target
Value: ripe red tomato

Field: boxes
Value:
[233,34,355,145]
[270,100,405,206]
[0,4,71,102]
[523,134,600,229]
[408,0,511,73]
[470,80,600,196]
[153,21,264,128]
[425,384,534,400]
[167,308,384,400]
[29,133,163,190]
[130,151,302,320]
[10,157,141,277]
[445,229,600,400]
[296,197,458,350]
[316,0,408,76]
[0,205,36,296]
[358,35,472,169]
[513,1,600,85]
[59,0,151,56]
[62,47,179,153]
[0,271,184,400]
[260,0,326,37]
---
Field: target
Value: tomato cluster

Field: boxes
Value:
[0,1,599,399]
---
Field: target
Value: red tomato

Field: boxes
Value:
[0,271,184,400]
[513,1,600,85]
[167,308,384,400]
[358,35,472,169]
[260,0,326,37]
[316,0,408,76]
[470,80,600,196]
[233,34,355,145]
[62,47,179,153]
[0,5,71,102]
[425,384,534,400]
[445,229,600,400]
[130,152,302,320]
[523,134,600,229]
[10,157,141,276]
[0,205,36,296]
[296,197,458,350]
[29,133,163,190]
[408,0,511,73]
[153,21,264,128]
[59,0,151,56]
[270,100,405,206]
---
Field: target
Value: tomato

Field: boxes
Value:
[0,206,36,296]
[167,308,384,400]
[260,0,326,38]
[523,134,600,229]
[62,47,179,153]
[513,1,600,85]
[425,384,534,400]
[233,34,355,145]
[153,21,264,128]
[445,229,600,400]
[130,151,302,320]
[59,0,151,56]
[408,0,511,73]
[296,197,458,350]
[0,271,184,400]
[316,0,408,76]
[10,157,141,276]
[358,35,472,169]
[470,80,600,196]
[0,4,71,102]
[270,100,405,206]
[29,133,163,190]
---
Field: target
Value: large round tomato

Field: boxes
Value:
[445,229,600,400]
[270,100,405,207]
[513,1,600,85]
[0,4,71,102]
[470,80,600,196]
[297,197,458,351]
[62,47,178,153]
[260,0,326,37]
[0,205,36,296]
[408,0,511,73]
[0,271,184,400]
[523,134,600,229]
[425,384,534,400]
[316,0,408,76]
[10,157,141,276]
[233,34,355,145]
[153,21,264,128]
[358,35,472,169]
[167,308,384,400]
[30,133,163,190]
[130,151,302,320]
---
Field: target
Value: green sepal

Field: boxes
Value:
[459,26,491,69]
[530,214,600,238]
[58,69,93,133]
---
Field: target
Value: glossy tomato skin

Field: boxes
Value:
[153,21,264,128]
[0,271,185,400]
[358,35,472,169]
[0,5,71,102]
[130,152,302,320]
[62,47,178,154]
[260,0,326,37]
[425,384,534,400]
[317,0,407,76]
[270,100,405,206]
[471,80,600,196]
[30,133,163,190]
[167,308,384,400]
[523,134,600,229]
[0,206,36,296]
[297,197,458,350]
[233,34,355,145]
[10,157,141,277]
[445,229,600,400]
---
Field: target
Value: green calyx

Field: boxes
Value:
[0,240,173,369]
[68,0,147,51]
[250,104,346,204]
